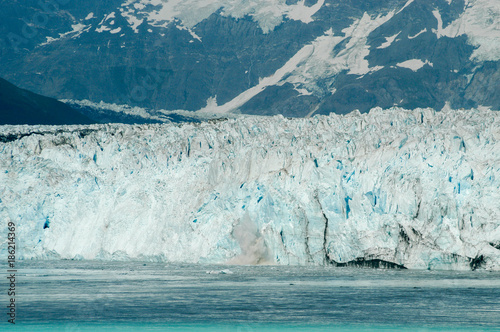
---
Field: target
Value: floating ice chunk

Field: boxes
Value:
[206,269,234,274]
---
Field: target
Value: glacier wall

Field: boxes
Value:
[1,107,500,270]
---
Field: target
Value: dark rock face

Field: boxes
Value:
[0,0,498,117]
[0,77,94,125]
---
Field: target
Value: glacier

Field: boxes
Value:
[1,107,500,270]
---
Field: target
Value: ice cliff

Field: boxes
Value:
[1,107,500,270]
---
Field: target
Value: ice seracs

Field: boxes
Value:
[1,107,499,270]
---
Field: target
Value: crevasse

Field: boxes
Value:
[1,107,499,270]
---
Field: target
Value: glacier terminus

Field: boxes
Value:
[1,107,499,270]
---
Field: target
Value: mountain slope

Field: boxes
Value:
[0,0,498,116]
[0,77,94,125]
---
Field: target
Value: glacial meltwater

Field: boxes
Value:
[3,261,500,331]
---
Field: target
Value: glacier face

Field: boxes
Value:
[1,107,500,270]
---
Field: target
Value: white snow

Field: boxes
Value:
[40,37,57,47]
[432,9,446,38]
[198,44,315,114]
[286,0,325,25]
[197,12,395,113]
[272,12,392,101]
[339,12,396,75]
[120,8,144,33]
[294,86,313,96]
[283,28,345,94]
[176,25,202,42]
[96,12,118,33]
[58,23,88,39]
[377,32,400,49]
[119,0,325,34]
[1,107,499,270]
[396,59,433,71]
[396,0,414,15]
[85,12,95,20]
[408,28,427,39]
[432,1,500,61]
[38,24,89,47]
[133,2,146,10]
[96,25,111,33]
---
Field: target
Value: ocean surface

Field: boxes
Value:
[3,261,500,331]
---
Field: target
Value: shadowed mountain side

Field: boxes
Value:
[0,77,95,125]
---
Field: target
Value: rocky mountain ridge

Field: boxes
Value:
[0,0,498,116]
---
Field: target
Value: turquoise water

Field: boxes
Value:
[3,261,500,331]
[12,323,500,331]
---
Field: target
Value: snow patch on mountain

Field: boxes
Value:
[198,44,315,113]
[96,12,118,33]
[432,1,500,61]
[249,11,394,102]
[396,0,414,15]
[282,28,344,96]
[408,28,427,39]
[283,11,396,93]
[397,59,433,71]
[294,87,313,96]
[335,12,395,75]
[119,0,325,33]
[175,25,202,42]
[282,0,325,25]
[119,9,144,33]
[377,32,400,49]
[198,11,399,113]
[1,107,499,269]
[39,24,90,47]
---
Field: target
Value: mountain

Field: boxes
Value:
[0,0,499,116]
[0,77,94,125]
[1,107,499,269]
